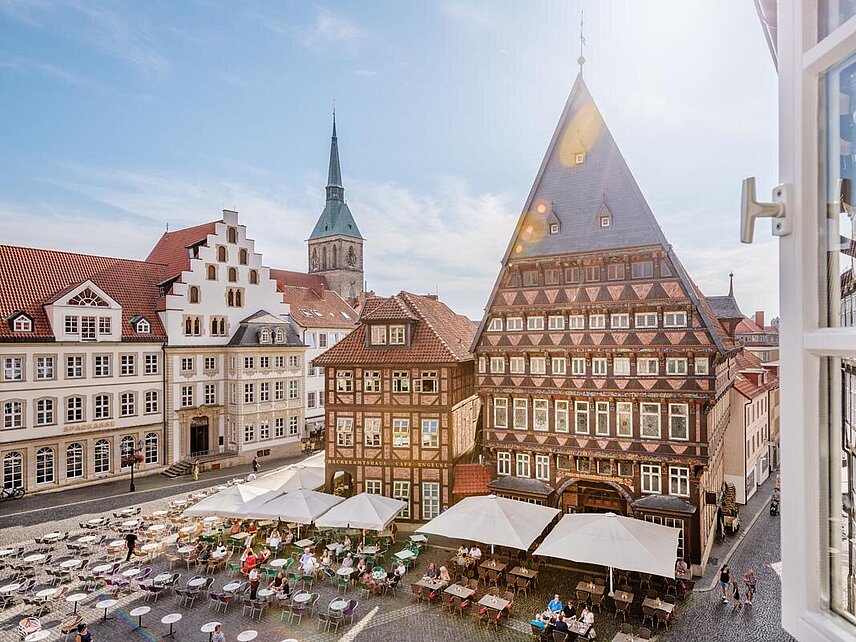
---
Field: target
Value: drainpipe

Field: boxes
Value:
[161,343,168,467]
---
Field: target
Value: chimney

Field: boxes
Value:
[754,311,765,327]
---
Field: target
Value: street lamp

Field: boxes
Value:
[122,446,144,493]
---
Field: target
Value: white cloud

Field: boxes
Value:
[273,7,366,52]
[0,57,89,87]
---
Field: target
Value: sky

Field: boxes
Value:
[0,0,779,321]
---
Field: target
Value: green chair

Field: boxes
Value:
[337,576,349,593]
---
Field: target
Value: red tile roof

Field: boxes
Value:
[0,245,168,340]
[732,349,778,398]
[145,221,217,279]
[313,292,477,365]
[452,463,493,496]
[361,296,418,322]
[280,285,357,329]
[269,269,329,293]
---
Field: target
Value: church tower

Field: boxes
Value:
[308,112,364,301]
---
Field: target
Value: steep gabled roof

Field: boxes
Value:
[0,245,168,340]
[708,294,744,320]
[361,296,418,322]
[145,221,217,279]
[280,285,357,329]
[269,269,329,292]
[313,292,476,365]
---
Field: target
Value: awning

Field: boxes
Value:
[246,488,343,524]
[182,484,274,518]
[533,512,680,579]
[314,493,406,531]
[417,494,559,551]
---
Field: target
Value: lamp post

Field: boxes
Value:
[123,446,144,493]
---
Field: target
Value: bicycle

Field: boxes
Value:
[0,486,24,501]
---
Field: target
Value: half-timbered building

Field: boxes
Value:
[471,72,737,569]
[313,292,480,521]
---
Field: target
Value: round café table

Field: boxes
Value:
[237,631,258,642]
[122,567,141,578]
[269,558,288,568]
[23,554,45,564]
[92,563,112,574]
[35,588,57,598]
[188,577,207,588]
[161,613,182,638]
[129,605,150,630]
[60,559,81,569]
[0,549,14,557]
[330,598,348,611]
[24,631,51,642]
[77,535,97,544]
[153,573,172,584]
[96,598,118,621]
[0,583,22,594]
[292,592,312,604]
[66,593,87,614]
[201,621,221,642]
[223,581,242,592]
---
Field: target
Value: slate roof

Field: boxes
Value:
[308,200,362,240]
[632,494,697,515]
[312,292,476,366]
[452,463,493,496]
[280,285,357,329]
[487,475,555,497]
[707,294,744,320]
[227,310,302,347]
[145,221,217,279]
[0,245,168,340]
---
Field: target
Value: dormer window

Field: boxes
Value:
[135,318,151,334]
[575,152,586,164]
[600,215,611,227]
[389,325,406,345]
[550,223,560,234]
[370,325,387,345]
[275,327,285,343]
[10,314,32,332]
[259,327,271,344]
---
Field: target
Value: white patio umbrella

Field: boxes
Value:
[246,488,344,524]
[248,465,325,494]
[314,493,406,531]
[533,512,681,595]
[182,484,274,518]
[416,495,560,552]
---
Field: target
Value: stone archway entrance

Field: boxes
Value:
[556,478,634,516]
[190,416,210,456]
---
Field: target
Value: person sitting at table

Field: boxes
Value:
[469,545,482,560]
[246,521,258,535]
[269,570,289,595]
[214,543,228,558]
[562,600,576,620]
[300,554,318,576]
[198,545,212,563]
[299,547,314,566]
[538,615,556,641]
[423,562,438,579]
[333,541,345,557]
[439,566,451,583]
[268,529,281,551]
[341,553,354,568]
[548,594,564,613]
[356,557,368,575]
[258,546,272,564]
[356,540,364,556]
[676,558,689,574]
[581,605,595,627]
[554,614,570,635]
[241,548,258,574]
[229,520,242,536]
[284,529,294,545]
[320,549,333,569]
[343,535,352,551]
[457,545,469,558]
[395,560,407,577]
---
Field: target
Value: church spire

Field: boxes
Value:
[326,108,344,202]
[728,271,734,297]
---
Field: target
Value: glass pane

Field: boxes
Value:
[820,1,856,40]
[833,356,856,622]
[824,52,856,329]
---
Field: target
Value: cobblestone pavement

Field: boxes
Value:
[662,510,792,642]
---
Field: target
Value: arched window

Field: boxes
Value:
[66,443,83,479]
[210,317,218,335]
[218,318,226,336]
[332,245,338,267]
[227,290,234,307]
[249,269,258,284]
[322,247,327,270]
[120,436,135,459]
[193,317,201,335]
[3,452,22,489]
[144,433,158,464]
[94,439,110,474]
[36,447,54,484]
[228,267,237,282]
[136,319,150,333]
[275,328,285,343]
[207,265,217,280]
[189,286,200,303]
[235,290,242,307]
[239,249,248,265]
[217,246,227,262]
[3,400,22,429]
[12,316,31,332]
[185,317,193,335]
[94,394,110,419]
[227,227,237,243]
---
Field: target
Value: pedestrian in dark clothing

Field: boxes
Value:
[731,579,742,608]
[719,564,731,603]
[251,457,259,473]
[125,532,137,561]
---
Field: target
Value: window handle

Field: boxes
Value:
[740,177,789,243]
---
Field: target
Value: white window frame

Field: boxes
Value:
[490,357,505,374]
[488,318,503,331]
[392,418,410,447]
[666,358,688,376]
[515,452,531,478]
[506,317,523,331]
[668,403,689,441]
[640,403,661,439]
[614,357,631,376]
[336,417,354,447]
[669,466,690,497]
[555,400,569,433]
[637,358,659,376]
[592,358,607,376]
[421,419,439,448]
[548,315,565,330]
[574,401,589,435]
[640,464,661,494]
[595,401,610,436]
[513,398,527,430]
[571,358,586,376]
[611,313,630,329]
[616,402,633,437]
[370,325,387,345]
[535,454,550,481]
[365,479,382,494]
[568,315,585,330]
[389,325,406,344]
[392,481,410,519]
[635,312,658,329]
[364,417,381,447]
[509,357,525,374]
[663,311,688,327]
[530,357,546,375]
[497,451,511,476]
[422,482,440,520]
[533,399,549,432]
[552,357,566,375]
[493,398,508,429]
[694,357,709,375]
[589,314,606,329]
[527,316,544,331]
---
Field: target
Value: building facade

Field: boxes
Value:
[314,292,480,521]
[471,72,736,568]
[0,249,168,492]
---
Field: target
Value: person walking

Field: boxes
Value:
[744,569,757,605]
[74,623,92,642]
[192,460,200,481]
[125,531,138,561]
[211,623,225,642]
[731,578,742,609]
[251,457,260,473]
[719,564,731,603]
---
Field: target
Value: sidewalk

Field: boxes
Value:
[696,470,779,591]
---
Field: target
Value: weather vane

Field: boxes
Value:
[578,9,586,73]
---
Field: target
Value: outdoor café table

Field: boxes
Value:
[237,631,258,642]
[177,545,195,554]
[96,598,118,621]
[613,589,634,605]
[230,532,251,540]
[0,582,21,594]
[0,548,14,557]
[643,597,675,614]
[188,577,207,588]
[141,542,159,553]
[223,581,242,592]
[409,534,428,544]
[23,631,51,642]
[269,558,288,568]
[147,524,166,533]
[478,594,510,611]
[108,539,124,548]
[337,567,355,577]
[416,578,446,591]
[129,605,151,630]
[122,567,142,578]
[35,588,58,599]
[60,559,82,569]
[179,525,196,535]
[611,634,637,642]
[294,538,313,548]
[371,570,387,582]
[66,593,87,614]
[675,568,692,581]
[479,559,507,573]
[202,622,221,642]
[293,592,312,604]
[92,564,112,574]
[394,550,415,561]
[257,588,275,599]
[87,518,107,526]
[23,554,45,564]
[161,613,182,638]
[152,510,168,518]
[170,499,188,507]
[326,543,339,552]
[576,580,605,596]
[77,535,97,544]
[203,515,219,523]
[568,618,591,638]
[43,532,63,543]
[330,599,348,611]
[153,573,172,585]
[445,584,476,599]
[508,566,538,580]
[121,519,140,528]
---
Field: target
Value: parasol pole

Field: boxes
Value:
[608,567,615,597]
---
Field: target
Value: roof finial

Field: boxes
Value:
[728,271,734,297]
[332,100,337,138]
[578,9,586,74]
